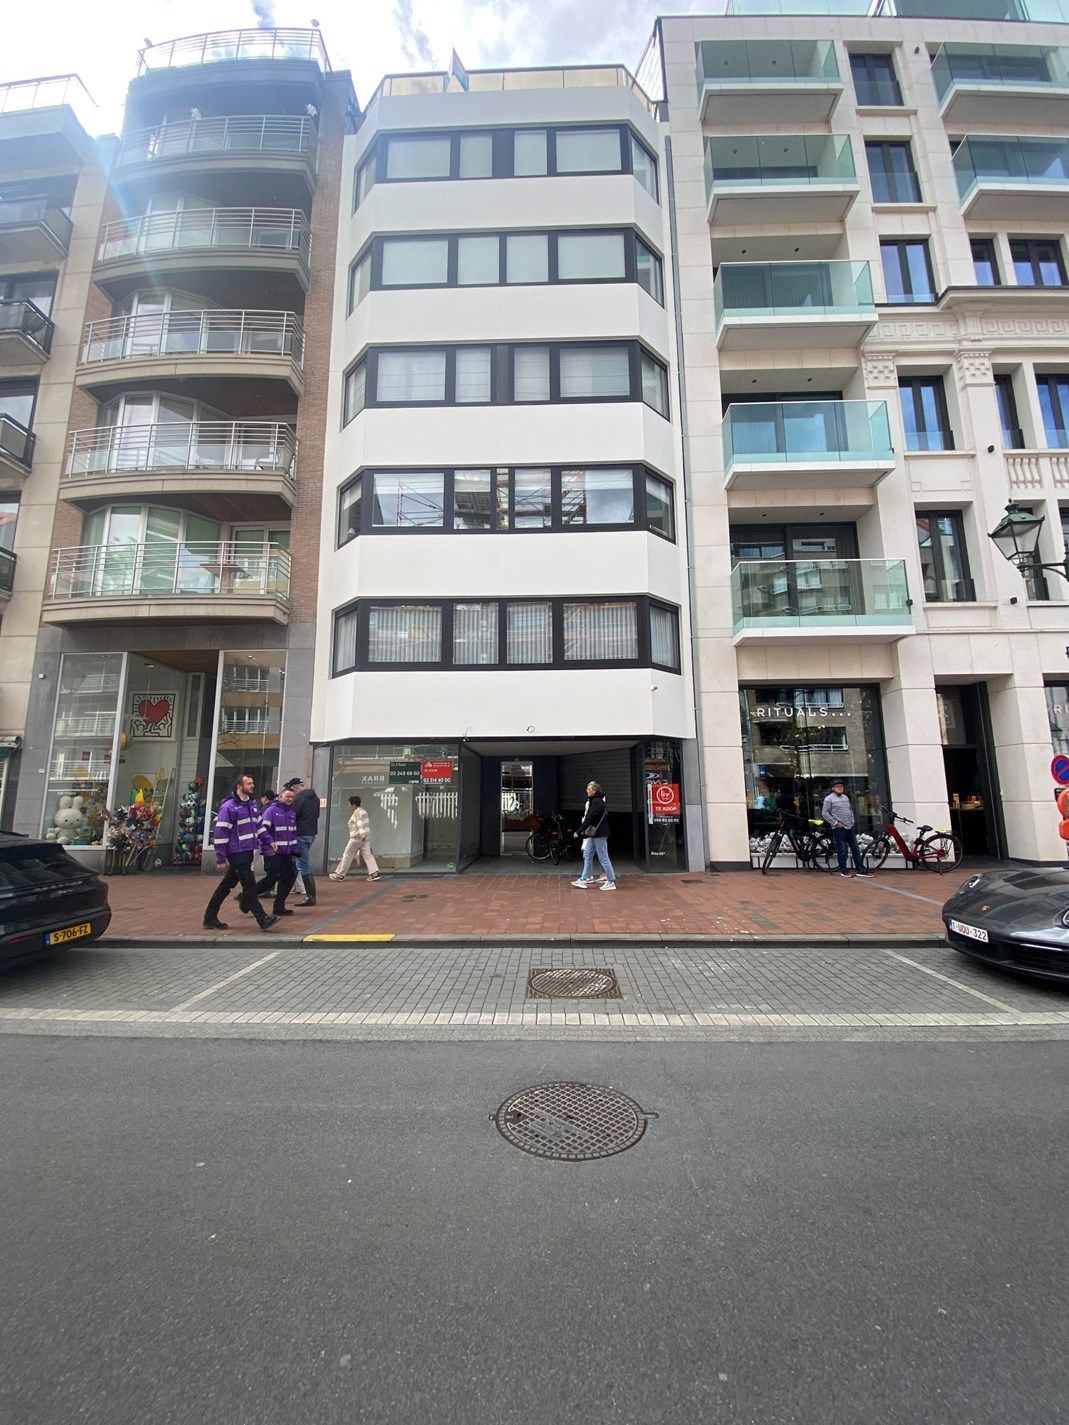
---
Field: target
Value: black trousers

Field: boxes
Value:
[204,852,266,926]
[263,854,297,914]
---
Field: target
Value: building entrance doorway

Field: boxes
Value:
[937,684,1003,858]
[499,759,534,855]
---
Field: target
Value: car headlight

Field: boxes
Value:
[959,875,985,893]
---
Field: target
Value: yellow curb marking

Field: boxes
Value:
[304,933,396,943]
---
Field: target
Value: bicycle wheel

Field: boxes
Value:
[525,833,550,862]
[810,831,835,872]
[760,831,782,875]
[550,838,562,866]
[916,832,963,873]
[863,836,891,871]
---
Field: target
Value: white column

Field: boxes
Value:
[987,671,1064,863]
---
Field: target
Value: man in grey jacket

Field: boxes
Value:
[821,780,870,878]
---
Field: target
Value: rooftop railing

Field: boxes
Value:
[726,1,1069,16]
[49,541,291,603]
[137,29,329,75]
[65,421,296,480]
[715,261,874,324]
[731,558,911,631]
[953,134,1069,201]
[0,196,72,253]
[932,42,1068,100]
[697,38,839,97]
[116,115,317,170]
[0,299,54,355]
[370,65,656,114]
[0,74,98,131]
[79,309,304,368]
[723,400,893,468]
[0,413,35,469]
[96,207,309,266]
[705,134,856,198]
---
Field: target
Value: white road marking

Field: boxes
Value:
[171,950,285,1012]
[879,948,1019,1012]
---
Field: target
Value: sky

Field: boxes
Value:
[2,0,722,134]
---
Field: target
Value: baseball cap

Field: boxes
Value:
[283,777,304,790]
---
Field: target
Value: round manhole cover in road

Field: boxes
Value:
[527,967,621,1000]
[491,1082,655,1162]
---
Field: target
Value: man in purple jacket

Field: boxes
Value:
[257,785,300,918]
[202,773,278,931]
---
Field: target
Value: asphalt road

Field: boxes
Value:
[1,1036,1066,1425]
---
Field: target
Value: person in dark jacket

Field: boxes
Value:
[203,773,277,931]
[288,776,321,906]
[570,780,617,891]
[258,785,300,917]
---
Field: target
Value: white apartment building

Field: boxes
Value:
[312,64,698,872]
[650,0,1069,868]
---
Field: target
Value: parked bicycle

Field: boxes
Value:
[525,811,577,865]
[759,811,834,875]
[862,810,962,873]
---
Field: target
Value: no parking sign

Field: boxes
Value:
[1051,755,1069,786]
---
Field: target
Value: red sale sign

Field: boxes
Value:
[421,759,453,784]
[648,781,680,821]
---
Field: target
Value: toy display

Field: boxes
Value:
[43,793,95,846]
[102,797,164,874]
[173,777,207,865]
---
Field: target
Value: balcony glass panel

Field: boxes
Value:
[954,136,1069,202]
[715,261,873,324]
[117,115,317,168]
[0,196,72,252]
[705,135,855,200]
[724,400,892,469]
[49,542,291,602]
[0,299,53,354]
[80,311,303,366]
[0,546,14,595]
[65,422,296,480]
[96,208,308,265]
[0,413,34,469]
[727,1,1069,15]
[731,558,911,631]
[138,29,329,73]
[932,44,1064,103]
[696,39,838,97]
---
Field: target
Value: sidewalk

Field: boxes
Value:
[98,863,976,946]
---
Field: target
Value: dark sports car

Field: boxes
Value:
[0,833,111,967]
[942,868,1069,984]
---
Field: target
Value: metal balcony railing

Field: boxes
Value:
[0,196,72,252]
[80,309,304,367]
[726,2,1069,15]
[54,712,116,737]
[731,558,911,630]
[0,299,54,354]
[0,546,14,596]
[0,413,35,469]
[95,207,310,265]
[715,261,875,325]
[49,541,291,602]
[137,28,330,74]
[723,400,893,468]
[65,421,296,480]
[116,115,318,170]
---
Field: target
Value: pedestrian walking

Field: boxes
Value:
[289,776,322,906]
[570,780,617,891]
[202,773,278,931]
[257,785,300,917]
[822,779,870,878]
[251,789,275,881]
[328,795,381,882]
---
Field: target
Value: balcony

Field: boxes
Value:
[0,196,72,263]
[0,415,35,484]
[954,136,1069,221]
[696,39,842,124]
[42,541,291,625]
[0,76,98,174]
[94,207,310,291]
[63,421,296,520]
[139,28,329,73]
[115,115,318,192]
[0,547,14,600]
[704,136,858,226]
[76,309,304,398]
[731,558,912,644]
[723,400,895,489]
[934,44,1069,127]
[714,261,875,350]
[0,300,54,363]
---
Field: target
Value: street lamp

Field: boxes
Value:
[987,502,1069,583]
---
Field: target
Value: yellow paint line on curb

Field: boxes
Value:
[304,933,396,943]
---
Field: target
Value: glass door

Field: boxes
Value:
[500,760,534,855]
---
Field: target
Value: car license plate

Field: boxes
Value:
[46,922,92,946]
[949,919,988,944]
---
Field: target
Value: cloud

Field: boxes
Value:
[392,0,436,68]
[252,1,277,25]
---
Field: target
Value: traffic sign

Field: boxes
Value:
[1051,754,1069,786]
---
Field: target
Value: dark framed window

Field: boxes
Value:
[915,510,974,602]
[347,227,664,309]
[970,238,1000,287]
[1036,374,1069,448]
[850,52,903,106]
[0,271,56,318]
[331,596,682,674]
[342,342,670,422]
[994,374,1024,450]
[899,375,954,452]
[866,140,921,203]
[337,465,676,545]
[1011,237,1066,288]
[880,239,935,303]
[353,123,658,208]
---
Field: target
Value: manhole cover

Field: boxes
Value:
[527,967,621,1000]
[491,1082,654,1162]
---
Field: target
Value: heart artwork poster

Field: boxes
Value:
[129,691,176,739]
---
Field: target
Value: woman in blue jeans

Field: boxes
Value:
[571,781,617,891]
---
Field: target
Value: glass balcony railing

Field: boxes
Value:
[731,559,911,632]
[137,29,330,74]
[696,39,839,98]
[932,44,1069,102]
[715,261,874,326]
[79,310,304,367]
[49,542,291,603]
[0,413,35,470]
[0,196,72,253]
[96,207,310,266]
[116,115,318,170]
[0,546,14,597]
[954,135,1069,203]
[65,421,297,481]
[705,135,855,201]
[0,299,54,355]
[0,74,98,133]
[724,400,894,470]
[727,1,1069,16]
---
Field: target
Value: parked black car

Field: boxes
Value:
[0,833,111,967]
[942,868,1069,984]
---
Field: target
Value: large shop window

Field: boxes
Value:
[739,686,890,851]
[342,342,670,420]
[328,743,461,872]
[332,597,681,674]
[337,465,674,542]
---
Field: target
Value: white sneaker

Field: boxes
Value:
[600,881,617,892]
[571,879,589,889]
[329,873,344,881]
[593,875,608,884]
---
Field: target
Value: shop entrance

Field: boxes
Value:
[937,684,1003,858]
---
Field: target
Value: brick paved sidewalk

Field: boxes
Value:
[98,863,977,944]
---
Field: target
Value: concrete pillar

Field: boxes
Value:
[987,671,1065,864]
[881,639,950,837]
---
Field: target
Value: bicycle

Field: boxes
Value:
[759,812,835,875]
[862,811,963,873]
[525,811,576,864]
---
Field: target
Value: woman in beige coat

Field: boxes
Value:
[329,795,381,882]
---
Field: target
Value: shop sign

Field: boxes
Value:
[753,704,830,721]
[421,759,453,784]
[389,760,421,785]
[647,781,680,823]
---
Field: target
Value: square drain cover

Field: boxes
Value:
[527,967,621,1000]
